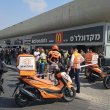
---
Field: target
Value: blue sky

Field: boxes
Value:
[0,0,73,30]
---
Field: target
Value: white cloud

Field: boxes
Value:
[24,0,47,13]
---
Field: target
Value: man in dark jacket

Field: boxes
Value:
[0,58,4,95]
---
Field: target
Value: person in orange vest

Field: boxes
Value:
[84,49,105,82]
[84,49,100,68]
[69,48,84,93]
[48,45,61,81]
[48,45,61,65]
[84,49,93,64]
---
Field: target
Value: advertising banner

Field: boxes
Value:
[31,26,104,45]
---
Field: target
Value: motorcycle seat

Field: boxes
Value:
[33,76,53,85]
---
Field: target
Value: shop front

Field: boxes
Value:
[31,24,105,54]
[0,23,108,58]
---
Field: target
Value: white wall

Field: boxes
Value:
[105,46,110,58]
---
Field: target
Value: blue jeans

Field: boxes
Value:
[36,61,39,73]
[69,68,80,91]
[39,62,45,75]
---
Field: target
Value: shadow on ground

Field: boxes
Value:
[0,97,17,108]
[80,77,105,90]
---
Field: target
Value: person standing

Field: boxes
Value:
[64,50,70,67]
[80,49,85,57]
[34,48,40,73]
[69,48,84,93]
[5,49,11,65]
[0,58,4,94]
[38,48,47,79]
[80,49,85,72]
[48,45,61,81]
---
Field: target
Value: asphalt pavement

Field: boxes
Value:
[0,68,110,110]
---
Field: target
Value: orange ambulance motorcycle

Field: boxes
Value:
[84,52,110,89]
[12,54,76,107]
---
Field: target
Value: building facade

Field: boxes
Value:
[0,0,110,58]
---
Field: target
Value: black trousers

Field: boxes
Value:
[69,68,80,91]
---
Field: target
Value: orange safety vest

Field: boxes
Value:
[85,52,98,67]
[73,52,83,69]
[84,52,92,64]
[17,54,36,76]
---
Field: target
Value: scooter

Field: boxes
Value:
[85,64,110,89]
[102,66,110,89]
[12,67,76,107]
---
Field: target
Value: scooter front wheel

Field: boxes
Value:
[63,87,76,102]
[15,93,31,107]
[103,75,110,89]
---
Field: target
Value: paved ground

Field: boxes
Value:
[0,69,110,110]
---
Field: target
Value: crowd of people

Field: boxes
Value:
[0,48,22,65]
[0,45,104,93]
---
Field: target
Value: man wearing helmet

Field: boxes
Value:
[48,45,61,65]
[48,45,61,80]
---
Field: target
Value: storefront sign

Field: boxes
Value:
[32,38,48,44]
[69,34,100,42]
[32,34,55,44]
[14,39,23,45]
[24,39,31,45]
[55,32,63,43]
[31,26,103,45]
[64,26,103,43]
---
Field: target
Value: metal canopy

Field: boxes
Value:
[0,0,110,39]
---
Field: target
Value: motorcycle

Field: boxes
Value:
[102,66,110,89]
[12,66,76,107]
[85,65,110,89]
